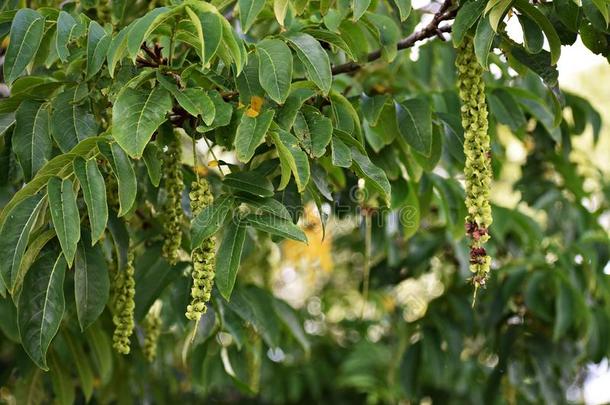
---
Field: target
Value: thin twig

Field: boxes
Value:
[331,0,457,75]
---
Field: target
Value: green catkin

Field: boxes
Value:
[112,246,136,354]
[185,178,216,321]
[161,139,184,265]
[455,37,493,291]
[143,307,161,362]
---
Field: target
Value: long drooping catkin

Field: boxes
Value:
[455,37,493,291]
[143,305,161,362]
[112,246,136,354]
[185,178,216,321]
[161,139,184,265]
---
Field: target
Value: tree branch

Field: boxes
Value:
[331,1,457,75]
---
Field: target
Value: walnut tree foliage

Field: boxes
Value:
[0,0,610,403]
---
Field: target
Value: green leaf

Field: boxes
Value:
[352,0,370,21]
[330,91,362,141]
[55,11,78,63]
[331,136,352,168]
[518,13,544,54]
[74,236,110,331]
[4,9,45,85]
[224,171,275,197]
[304,29,356,60]
[514,0,561,65]
[86,21,110,79]
[111,86,172,158]
[591,0,610,25]
[0,136,105,235]
[364,13,400,61]
[63,330,95,401]
[553,279,574,341]
[452,0,487,46]
[235,109,275,162]
[73,157,108,245]
[276,85,317,130]
[184,7,223,67]
[350,147,391,204]
[270,129,310,192]
[339,20,370,62]
[0,112,15,137]
[85,324,113,384]
[18,249,66,370]
[412,124,442,171]
[134,245,186,321]
[244,213,307,243]
[191,194,235,249]
[486,0,512,31]
[239,0,266,32]
[285,33,332,94]
[361,94,390,126]
[126,7,170,61]
[13,229,56,299]
[98,142,137,217]
[157,73,216,125]
[363,101,398,152]
[392,177,420,239]
[50,83,99,152]
[257,39,293,104]
[293,107,333,158]
[236,52,265,105]
[49,353,75,405]
[13,100,52,181]
[273,0,292,26]
[223,286,281,348]
[48,177,81,267]
[487,88,527,131]
[106,24,130,77]
[217,18,246,75]
[473,15,495,68]
[236,194,292,220]
[216,219,247,301]
[583,0,609,31]
[272,298,310,354]
[142,143,163,187]
[0,194,45,291]
[396,97,433,156]
[392,0,411,21]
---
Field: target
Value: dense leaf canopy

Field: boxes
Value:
[0,0,610,403]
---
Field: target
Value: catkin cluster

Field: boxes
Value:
[161,140,184,265]
[455,37,493,289]
[112,247,136,354]
[185,178,216,321]
[143,309,161,362]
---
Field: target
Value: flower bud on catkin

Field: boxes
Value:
[112,246,136,354]
[161,139,184,265]
[455,37,493,290]
[185,178,216,321]
[143,306,161,362]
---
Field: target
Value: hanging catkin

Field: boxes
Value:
[185,178,216,321]
[112,245,136,354]
[455,37,493,291]
[161,139,184,265]
[143,305,161,362]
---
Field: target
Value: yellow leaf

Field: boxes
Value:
[250,95,264,112]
